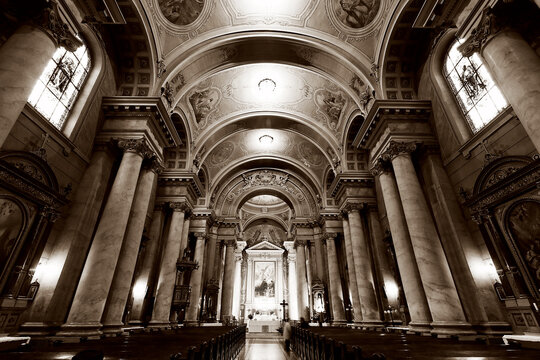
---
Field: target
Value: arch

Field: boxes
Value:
[194,112,341,167]
[472,156,533,196]
[213,168,318,218]
[0,151,60,192]
[243,215,289,233]
[209,157,322,200]
[162,31,375,95]
[429,29,473,144]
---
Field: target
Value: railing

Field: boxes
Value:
[291,326,386,360]
[171,325,247,360]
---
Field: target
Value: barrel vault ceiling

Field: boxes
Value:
[102,0,435,216]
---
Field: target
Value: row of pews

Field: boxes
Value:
[171,325,247,360]
[291,327,386,360]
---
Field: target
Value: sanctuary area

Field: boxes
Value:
[0,0,540,359]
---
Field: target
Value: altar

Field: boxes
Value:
[247,320,281,333]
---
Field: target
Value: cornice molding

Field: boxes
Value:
[352,100,432,149]
[101,96,181,147]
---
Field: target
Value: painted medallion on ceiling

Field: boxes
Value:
[326,0,385,37]
[335,0,380,28]
[158,0,204,25]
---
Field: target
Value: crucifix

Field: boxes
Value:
[280,300,288,319]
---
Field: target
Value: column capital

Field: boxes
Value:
[33,1,82,52]
[169,201,190,213]
[145,158,165,174]
[194,232,208,240]
[458,4,515,58]
[370,159,392,177]
[294,239,307,248]
[381,141,417,162]
[116,138,155,159]
[322,232,337,242]
[342,202,366,214]
[224,239,236,247]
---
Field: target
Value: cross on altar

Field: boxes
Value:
[280,300,288,318]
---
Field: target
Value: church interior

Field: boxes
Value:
[1,0,540,358]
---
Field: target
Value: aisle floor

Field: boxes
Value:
[237,338,291,360]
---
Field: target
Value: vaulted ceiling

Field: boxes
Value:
[95,0,442,217]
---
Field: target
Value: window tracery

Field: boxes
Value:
[444,40,508,133]
[27,44,90,129]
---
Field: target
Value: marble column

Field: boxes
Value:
[420,151,505,330]
[179,216,191,260]
[295,240,309,320]
[20,145,116,334]
[341,216,363,324]
[384,141,472,335]
[220,240,237,322]
[312,227,327,284]
[283,241,300,320]
[347,207,382,326]
[324,233,346,324]
[459,5,540,153]
[129,204,166,324]
[205,227,218,283]
[0,1,81,147]
[149,202,189,327]
[59,138,151,337]
[185,233,207,324]
[101,161,161,333]
[367,206,396,310]
[374,164,432,331]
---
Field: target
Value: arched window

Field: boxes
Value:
[444,40,508,133]
[27,44,91,130]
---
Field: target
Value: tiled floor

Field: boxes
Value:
[238,338,291,360]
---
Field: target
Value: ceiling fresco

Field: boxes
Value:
[202,129,330,186]
[144,0,395,60]
[177,63,357,143]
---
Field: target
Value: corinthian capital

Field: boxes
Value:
[381,141,417,161]
[370,159,392,177]
[117,138,155,158]
[146,158,165,174]
[169,201,189,213]
[35,1,82,52]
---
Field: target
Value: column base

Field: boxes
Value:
[361,320,385,329]
[56,322,103,338]
[101,323,125,336]
[473,321,512,335]
[17,322,60,336]
[147,320,172,329]
[407,321,433,334]
[430,321,476,337]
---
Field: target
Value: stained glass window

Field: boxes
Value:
[444,40,508,133]
[28,44,90,130]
